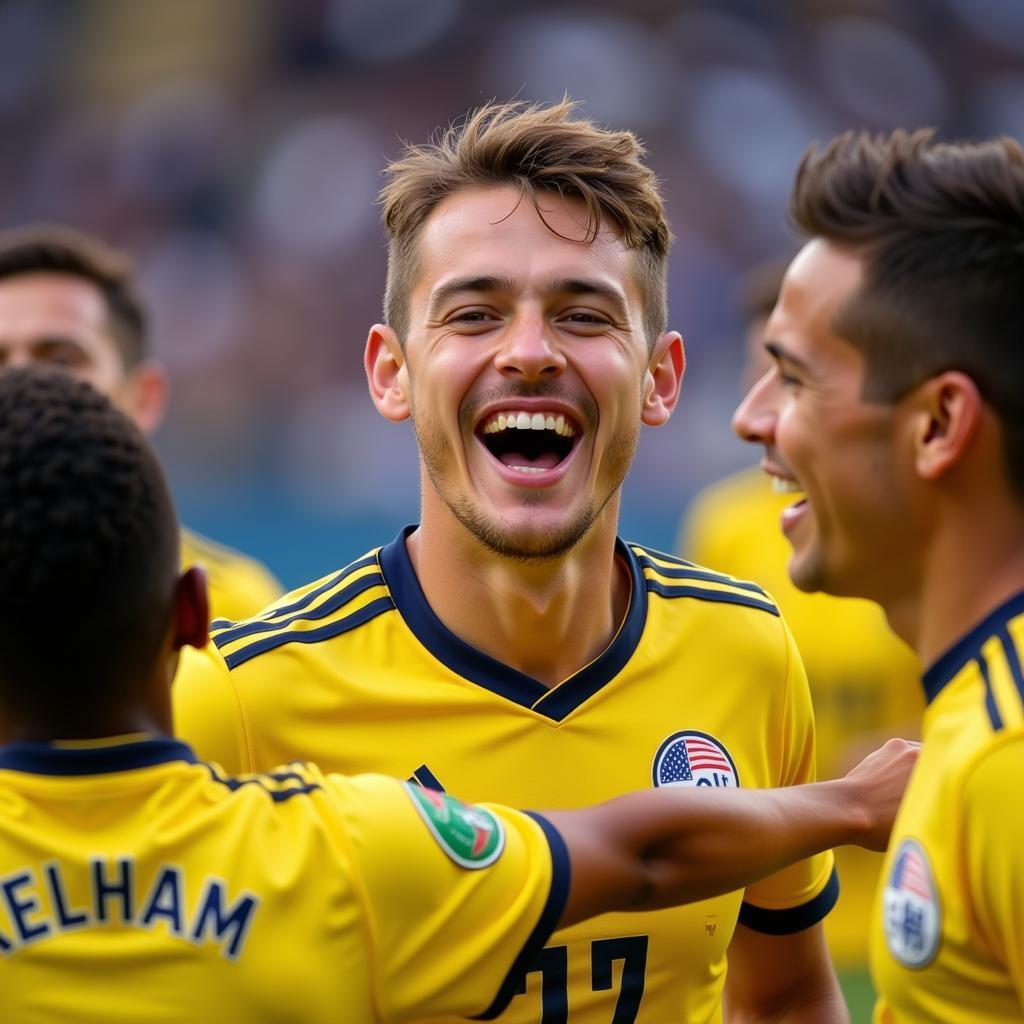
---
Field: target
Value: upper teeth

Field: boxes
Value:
[481,411,576,437]
[771,475,802,494]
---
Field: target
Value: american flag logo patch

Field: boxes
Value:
[883,838,941,968]
[652,731,739,789]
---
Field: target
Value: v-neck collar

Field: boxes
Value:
[378,526,647,722]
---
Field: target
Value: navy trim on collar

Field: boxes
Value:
[0,737,198,776]
[378,526,648,722]
[922,590,1024,705]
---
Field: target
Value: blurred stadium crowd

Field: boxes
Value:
[3,0,1022,584]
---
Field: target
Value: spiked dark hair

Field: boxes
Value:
[380,98,671,351]
[791,128,1024,498]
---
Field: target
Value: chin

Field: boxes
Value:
[454,500,597,562]
[787,551,829,595]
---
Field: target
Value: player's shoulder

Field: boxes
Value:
[180,526,273,577]
[207,546,394,672]
[181,526,283,619]
[954,728,1024,851]
[628,540,780,619]
[961,724,1024,785]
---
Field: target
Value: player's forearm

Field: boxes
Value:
[551,737,915,927]
[624,780,865,907]
[549,778,867,926]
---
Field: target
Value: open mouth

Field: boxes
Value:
[478,410,579,474]
[770,475,803,496]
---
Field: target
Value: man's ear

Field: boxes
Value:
[173,566,210,651]
[912,371,982,481]
[123,360,169,435]
[365,324,411,423]
[642,331,685,427]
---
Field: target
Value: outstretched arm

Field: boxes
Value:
[545,737,916,928]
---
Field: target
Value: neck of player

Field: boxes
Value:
[884,498,1024,671]
[407,503,631,689]
[0,665,176,746]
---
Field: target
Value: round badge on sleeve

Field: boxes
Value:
[883,838,941,968]
[403,782,505,869]
[652,730,739,788]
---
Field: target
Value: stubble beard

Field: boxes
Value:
[412,402,640,564]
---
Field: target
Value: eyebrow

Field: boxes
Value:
[427,275,630,322]
[765,340,812,372]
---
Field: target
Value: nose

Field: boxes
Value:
[494,314,566,382]
[732,368,777,446]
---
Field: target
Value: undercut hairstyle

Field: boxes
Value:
[791,128,1024,499]
[380,98,672,351]
[0,224,148,368]
[0,368,178,730]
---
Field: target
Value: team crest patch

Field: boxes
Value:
[653,731,739,788]
[403,782,505,869]
[883,838,941,968]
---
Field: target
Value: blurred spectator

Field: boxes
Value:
[0,223,282,621]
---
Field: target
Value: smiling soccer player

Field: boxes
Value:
[734,129,1024,1022]
[177,100,852,1023]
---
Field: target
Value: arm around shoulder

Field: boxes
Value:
[545,737,917,929]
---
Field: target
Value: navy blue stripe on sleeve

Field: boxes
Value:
[738,865,840,935]
[645,580,780,617]
[977,655,1005,732]
[473,812,572,1021]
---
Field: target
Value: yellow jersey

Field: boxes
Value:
[871,591,1024,1022]
[175,528,837,1024]
[180,527,282,624]
[681,467,922,966]
[0,733,567,1023]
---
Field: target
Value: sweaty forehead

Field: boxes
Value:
[412,186,636,300]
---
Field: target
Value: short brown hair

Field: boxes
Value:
[380,99,672,350]
[0,224,148,368]
[791,128,1024,499]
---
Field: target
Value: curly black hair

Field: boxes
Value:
[0,367,178,727]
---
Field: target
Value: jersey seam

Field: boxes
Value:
[221,656,258,774]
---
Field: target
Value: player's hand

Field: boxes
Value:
[840,737,920,851]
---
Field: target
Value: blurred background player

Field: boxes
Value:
[178,99,855,1023]
[678,258,923,992]
[0,365,917,1024]
[734,129,1024,1022]
[0,224,282,621]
